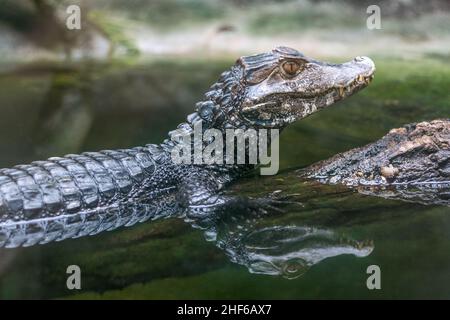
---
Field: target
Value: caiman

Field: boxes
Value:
[303,119,450,206]
[195,206,374,279]
[0,47,376,248]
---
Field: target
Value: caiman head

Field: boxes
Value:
[190,46,375,130]
[238,46,375,128]
[215,224,374,280]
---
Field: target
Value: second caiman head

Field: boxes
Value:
[192,46,375,130]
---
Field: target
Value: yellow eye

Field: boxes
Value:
[281,61,302,76]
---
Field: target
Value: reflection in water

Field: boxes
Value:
[34,73,94,157]
[297,170,450,208]
[190,204,374,279]
[356,184,450,207]
[0,178,374,279]
[0,191,179,248]
[241,227,372,279]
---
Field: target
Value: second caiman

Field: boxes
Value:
[303,119,450,206]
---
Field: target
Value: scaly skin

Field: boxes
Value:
[0,47,375,248]
[194,207,373,279]
[303,119,450,206]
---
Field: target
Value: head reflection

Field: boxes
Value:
[191,211,374,279]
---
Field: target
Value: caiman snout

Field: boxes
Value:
[353,56,376,77]
[334,56,376,99]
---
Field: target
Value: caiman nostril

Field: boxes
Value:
[357,56,376,69]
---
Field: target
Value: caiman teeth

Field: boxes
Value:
[338,87,345,97]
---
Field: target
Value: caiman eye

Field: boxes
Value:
[281,61,302,76]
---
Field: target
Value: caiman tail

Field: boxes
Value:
[0,147,162,247]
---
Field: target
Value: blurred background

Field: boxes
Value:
[0,0,449,299]
[1,0,449,62]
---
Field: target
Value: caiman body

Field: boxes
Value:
[304,119,450,205]
[0,47,376,248]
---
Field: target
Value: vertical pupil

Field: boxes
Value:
[285,62,298,74]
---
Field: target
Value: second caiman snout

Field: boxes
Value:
[238,46,376,128]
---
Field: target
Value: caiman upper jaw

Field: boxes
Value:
[334,56,375,100]
[350,56,376,82]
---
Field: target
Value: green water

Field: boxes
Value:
[0,56,449,299]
